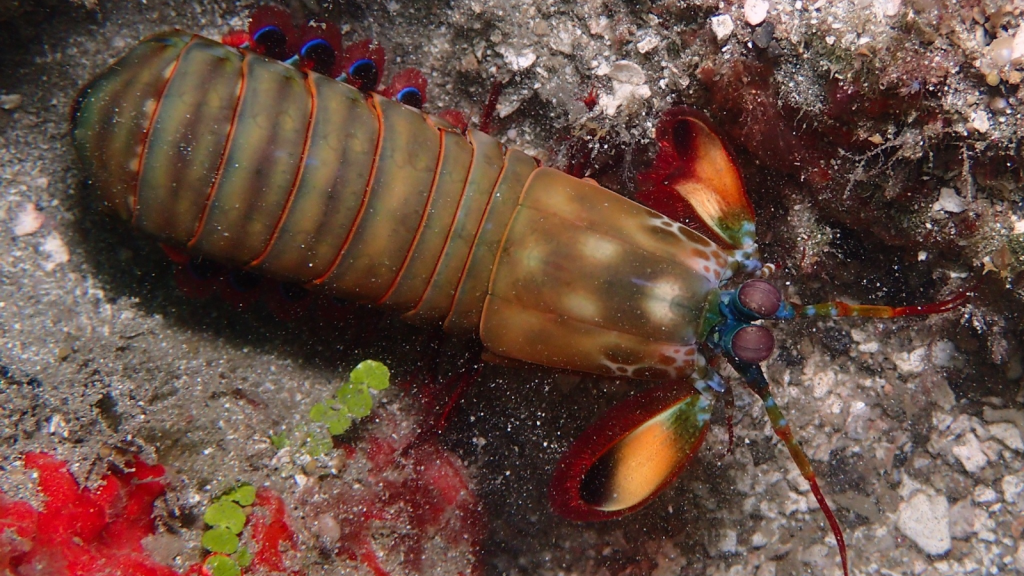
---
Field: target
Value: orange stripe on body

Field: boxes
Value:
[481,166,538,307]
[247,71,318,268]
[186,50,250,247]
[375,117,449,305]
[405,130,479,313]
[130,35,197,223]
[443,146,509,321]
[309,94,385,286]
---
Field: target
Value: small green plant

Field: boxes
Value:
[272,360,391,457]
[204,554,241,576]
[200,484,256,575]
[310,359,391,434]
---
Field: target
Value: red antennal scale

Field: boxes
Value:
[296,20,344,77]
[383,67,428,109]
[339,39,387,91]
[247,5,297,62]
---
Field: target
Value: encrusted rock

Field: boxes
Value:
[709,14,734,43]
[948,499,980,539]
[897,491,951,556]
[988,422,1024,452]
[1002,475,1023,504]
[744,0,769,26]
[952,433,990,474]
[932,187,967,213]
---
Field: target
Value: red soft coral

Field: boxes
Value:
[0,452,176,576]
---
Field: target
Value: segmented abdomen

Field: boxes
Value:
[75,30,731,380]
[72,31,538,334]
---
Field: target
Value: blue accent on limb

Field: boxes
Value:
[693,370,726,395]
[349,58,375,76]
[707,292,757,358]
[725,356,770,397]
[301,38,331,57]
[396,87,423,107]
[254,25,281,42]
[775,301,796,319]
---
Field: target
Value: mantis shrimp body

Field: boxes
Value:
[72,9,968,574]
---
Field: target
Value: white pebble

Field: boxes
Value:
[969,109,991,133]
[988,422,1024,452]
[930,340,959,368]
[952,433,989,474]
[844,401,871,440]
[0,93,22,110]
[606,61,645,85]
[497,46,536,71]
[932,187,967,214]
[873,0,901,17]
[41,232,70,272]
[13,203,44,236]
[709,14,735,43]
[897,492,951,555]
[990,36,1014,67]
[857,341,880,353]
[636,35,660,54]
[972,485,998,504]
[809,370,835,399]
[313,514,341,546]
[718,528,738,553]
[744,0,770,26]
[597,81,651,116]
[892,346,928,374]
[948,499,979,539]
[1002,474,1023,504]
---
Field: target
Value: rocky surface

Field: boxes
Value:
[1,0,1023,574]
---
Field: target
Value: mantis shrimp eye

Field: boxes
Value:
[738,279,782,319]
[730,325,775,364]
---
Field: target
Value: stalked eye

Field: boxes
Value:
[339,39,387,91]
[383,68,428,108]
[730,325,775,364]
[247,6,296,62]
[737,279,782,318]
